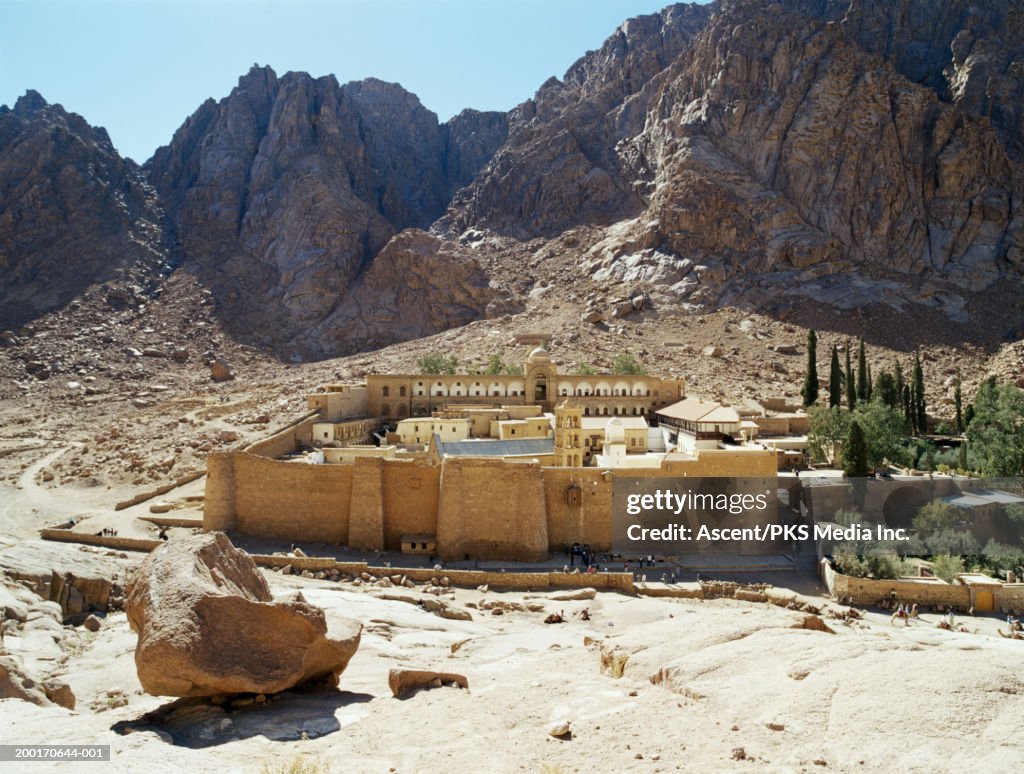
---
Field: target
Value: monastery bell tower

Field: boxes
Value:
[524,346,557,411]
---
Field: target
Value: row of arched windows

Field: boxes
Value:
[582,406,647,416]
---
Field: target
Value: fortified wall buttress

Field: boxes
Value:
[436,458,548,562]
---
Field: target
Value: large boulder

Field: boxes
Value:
[125,532,360,697]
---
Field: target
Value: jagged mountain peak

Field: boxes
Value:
[12,89,49,115]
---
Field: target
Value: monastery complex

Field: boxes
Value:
[204,348,809,561]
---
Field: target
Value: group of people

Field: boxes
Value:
[890,603,919,626]
[94,527,119,537]
[562,563,600,574]
[1001,615,1023,639]
[568,542,594,568]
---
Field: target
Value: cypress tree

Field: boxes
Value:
[913,352,926,434]
[845,343,856,411]
[958,441,968,471]
[895,360,905,402]
[857,339,869,401]
[866,362,873,400]
[802,330,819,407]
[964,403,975,429]
[954,375,963,434]
[828,344,842,408]
[843,419,869,478]
[902,384,913,427]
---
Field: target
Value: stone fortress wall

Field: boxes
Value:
[205,446,777,561]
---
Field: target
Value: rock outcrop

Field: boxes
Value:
[306,229,507,354]
[0,92,168,326]
[147,67,508,356]
[439,0,1024,314]
[388,668,468,699]
[125,532,361,697]
[0,656,75,709]
[0,540,131,617]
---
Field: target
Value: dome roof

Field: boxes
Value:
[527,346,551,362]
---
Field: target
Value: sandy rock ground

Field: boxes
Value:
[1,559,1022,773]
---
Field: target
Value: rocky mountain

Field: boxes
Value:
[794,0,1024,161]
[0,92,168,326]
[439,0,1023,324]
[146,66,509,356]
[2,0,1023,360]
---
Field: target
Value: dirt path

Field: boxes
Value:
[0,443,85,539]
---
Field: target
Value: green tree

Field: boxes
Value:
[924,528,979,557]
[845,343,856,411]
[833,508,866,528]
[807,406,850,464]
[874,370,899,409]
[857,339,869,401]
[853,401,910,468]
[611,353,646,375]
[843,419,869,478]
[484,355,507,375]
[902,383,913,428]
[864,552,906,580]
[895,360,905,401]
[833,545,869,577]
[912,351,926,434]
[418,353,458,374]
[958,441,968,472]
[828,344,843,408]
[912,498,962,536]
[576,363,597,376]
[982,539,1024,578]
[966,378,1024,476]
[802,330,819,407]
[930,554,964,583]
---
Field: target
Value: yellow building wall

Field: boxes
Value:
[436,459,548,561]
[308,386,368,420]
[542,468,612,550]
[244,414,318,459]
[204,444,775,558]
[382,461,442,550]
[232,453,352,544]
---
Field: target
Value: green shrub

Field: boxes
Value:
[930,554,964,583]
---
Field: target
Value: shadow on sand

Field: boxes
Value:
[112,687,374,748]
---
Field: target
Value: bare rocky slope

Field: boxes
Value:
[0,92,169,327]
[145,66,510,357]
[439,0,1024,330]
[2,0,1023,361]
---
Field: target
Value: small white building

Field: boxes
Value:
[655,397,741,453]
[394,417,471,445]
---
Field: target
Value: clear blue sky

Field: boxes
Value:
[1,0,709,164]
